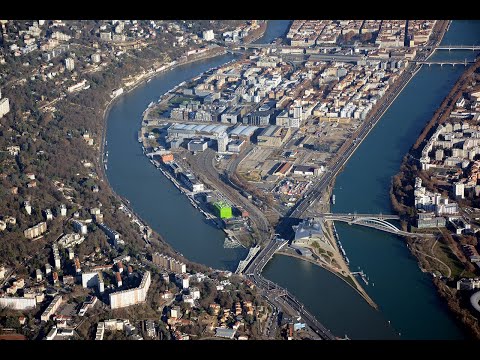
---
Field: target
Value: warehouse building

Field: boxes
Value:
[179,171,204,193]
[227,139,246,154]
[187,139,209,152]
[227,124,258,141]
[257,126,291,147]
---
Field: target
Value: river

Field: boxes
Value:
[105,20,479,339]
[105,21,290,271]
[263,20,479,339]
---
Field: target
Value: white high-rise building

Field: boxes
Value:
[59,204,67,217]
[65,57,74,71]
[24,201,32,215]
[293,105,303,121]
[454,182,465,199]
[217,133,228,153]
[91,53,101,63]
[202,29,214,41]
[0,97,10,118]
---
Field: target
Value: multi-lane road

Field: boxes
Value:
[243,239,336,340]
[288,23,451,221]
[183,22,453,339]
[289,61,422,221]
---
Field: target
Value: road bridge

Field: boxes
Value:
[235,245,261,274]
[241,238,335,339]
[311,213,434,238]
[415,59,474,66]
[436,45,480,51]
[241,239,288,275]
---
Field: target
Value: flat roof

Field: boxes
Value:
[228,125,258,137]
[215,327,236,338]
[260,125,280,137]
[170,123,228,135]
[294,165,315,172]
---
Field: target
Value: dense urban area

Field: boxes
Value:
[391,58,480,337]
[0,19,479,340]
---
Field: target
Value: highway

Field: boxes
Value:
[286,21,452,222]
[238,238,336,339]
[185,146,336,338]
[185,22,452,339]
[288,61,422,221]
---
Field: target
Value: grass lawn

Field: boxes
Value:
[432,240,474,278]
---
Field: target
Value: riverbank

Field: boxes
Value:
[277,246,378,309]
[97,22,285,270]
[96,32,269,270]
[391,56,480,339]
[268,21,474,339]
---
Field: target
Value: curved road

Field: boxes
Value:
[185,148,272,244]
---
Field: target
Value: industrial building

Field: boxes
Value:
[109,271,151,309]
[227,124,258,141]
[257,126,291,147]
[167,123,228,140]
[187,139,209,152]
[213,201,233,219]
[179,171,204,193]
[160,153,174,163]
[227,139,246,153]
[293,165,322,176]
[152,253,186,273]
[273,162,293,176]
[167,123,229,153]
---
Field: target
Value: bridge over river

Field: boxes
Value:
[314,213,434,238]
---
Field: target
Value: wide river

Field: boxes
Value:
[105,20,480,339]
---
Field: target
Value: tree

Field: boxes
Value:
[5,316,20,330]
[216,292,233,310]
